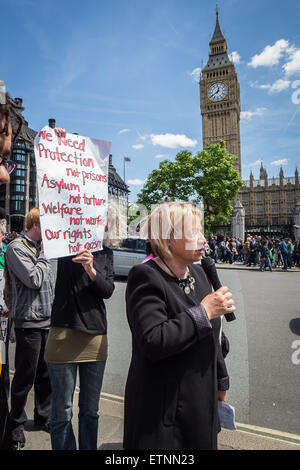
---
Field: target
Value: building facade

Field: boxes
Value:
[0,97,37,232]
[239,164,300,235]
[0,101,129,233]
[200,9,241,175]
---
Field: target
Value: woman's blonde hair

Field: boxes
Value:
[141,201,203,260]
[25,207,40,231]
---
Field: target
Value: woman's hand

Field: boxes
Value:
[201,286,235,321]
[72,249,96,280]
[218,390,226,402]
[54,128,66,138]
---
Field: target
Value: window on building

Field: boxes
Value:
[12,184,26,193]
[15,169,26,177]
[10,199,25,213]
[272,203,278,214]
[14,153,26,162]
[286,192,294,201]
[256,193,263,201]
[271,192,278,201]
[287,203,293,214]
[256,205,263,214]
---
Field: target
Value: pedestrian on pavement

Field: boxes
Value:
[225,237,233,264]
[45,235,115,450]
[259,240,273,272]
[124,201,234,450]
[242,236,250,265]
[248,237,258,267]
[279,238,289,270]
[219,237,227,262]
[0,92,24,450]
[5,207,55,450]
[287,239,293,268]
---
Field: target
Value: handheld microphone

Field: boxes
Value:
[201,256,236,322]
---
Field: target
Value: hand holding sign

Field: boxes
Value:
[54,128,66,138]
[72,249,96,280]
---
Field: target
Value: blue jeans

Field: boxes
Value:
[259,257,272,271]
[47,361,106,450]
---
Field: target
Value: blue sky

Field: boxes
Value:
[1,0,300,202]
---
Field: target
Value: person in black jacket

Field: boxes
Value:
[124,202,235,450]
[45,246,114,450]
[259,239,273,272]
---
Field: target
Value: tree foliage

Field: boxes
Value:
[136,141,243,230]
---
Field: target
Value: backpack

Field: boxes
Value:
[3,238,38,312]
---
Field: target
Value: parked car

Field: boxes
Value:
[112,238,147,276]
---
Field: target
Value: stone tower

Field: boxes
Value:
[200,8,241,175]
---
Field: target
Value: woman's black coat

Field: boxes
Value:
[123,260,229,450]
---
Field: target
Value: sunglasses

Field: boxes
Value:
[0,157,17,175]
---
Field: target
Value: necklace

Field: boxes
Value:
[160,258,195,294]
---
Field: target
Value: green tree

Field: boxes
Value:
[136,141,243,232]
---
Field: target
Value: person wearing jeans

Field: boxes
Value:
[45,246,114,450]
[47,361,106,450]
[259,240,272,272]
[5,209,55,449]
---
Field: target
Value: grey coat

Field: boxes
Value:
[5,232,55,327]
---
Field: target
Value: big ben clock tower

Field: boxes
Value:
[200,8,241,175]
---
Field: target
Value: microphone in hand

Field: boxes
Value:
[201,256,236,322]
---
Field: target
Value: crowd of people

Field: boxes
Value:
[204,234,300,271]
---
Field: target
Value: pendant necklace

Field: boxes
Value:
[160,258,195,294]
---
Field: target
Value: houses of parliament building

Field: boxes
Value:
[200,9,300,236]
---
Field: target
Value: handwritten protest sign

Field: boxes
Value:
[34,127,111,259]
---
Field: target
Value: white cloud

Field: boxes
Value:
[248,39,300,77]
[119,128,130,134]
[243,159,263,168]
[240,107,267,120]
[132,144,144,150]
[189,67,201,82]
[283,49,300,76]
[248,39,290,68]
[256,79,291,94]
[127,178,146,185]
[270,158,288,166]
[150,133,198,149]
[155,153,169,159]
[229,51,241,64]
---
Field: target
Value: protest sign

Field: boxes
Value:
[34,127,111,259]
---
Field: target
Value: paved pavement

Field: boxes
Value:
[215,260,300,272]
[16,378,300,451]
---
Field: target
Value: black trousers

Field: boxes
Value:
[10,328,51,431]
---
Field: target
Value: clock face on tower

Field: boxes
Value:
[207,82,228,102]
